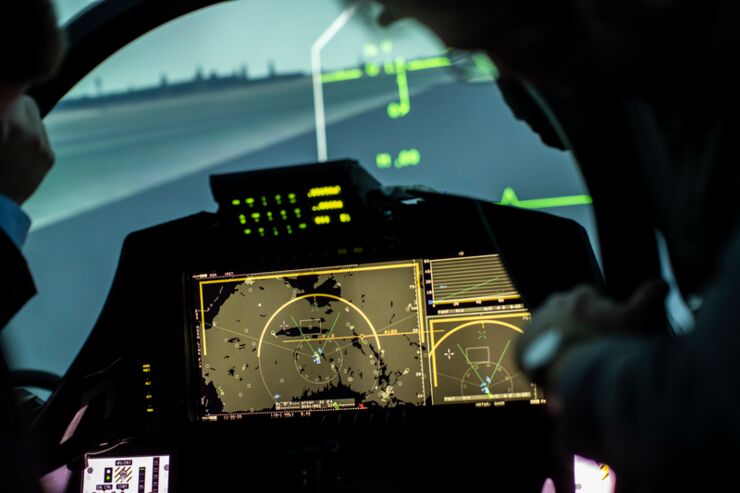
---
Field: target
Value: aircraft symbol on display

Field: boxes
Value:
[480,376,493,395]
[312,348,323,365]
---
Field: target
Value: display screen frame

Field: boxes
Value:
[184,249,544,422]
[81,453,172,493]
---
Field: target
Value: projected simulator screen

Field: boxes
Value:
[190,254,542,420]
[82,455,170,493]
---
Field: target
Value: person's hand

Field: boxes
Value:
[515,280,668,393]
[0,95,55,205]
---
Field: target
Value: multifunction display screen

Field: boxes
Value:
[190,254,542,420]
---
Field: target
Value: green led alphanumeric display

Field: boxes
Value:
[308,186,342,198]
[312,200,344,212]
[314,215,331,225]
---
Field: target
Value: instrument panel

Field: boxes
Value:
[35,160,601,492]
[190,253,541,420]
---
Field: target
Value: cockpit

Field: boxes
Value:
[3,1,633,491]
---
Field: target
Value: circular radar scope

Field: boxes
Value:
[258,294,383,403]
[431,317,536,405]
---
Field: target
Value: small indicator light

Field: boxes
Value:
[340,213,352,223]
[244,229,252,235]
[246,198,255,207]
[299,223,307,230]
[239,214,247,224]
[232,199,241,206]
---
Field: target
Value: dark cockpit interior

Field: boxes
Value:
[6,1,696,491]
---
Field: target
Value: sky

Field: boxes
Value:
[53,0,445,97]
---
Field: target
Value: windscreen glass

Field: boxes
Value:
[6,0,593,381]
